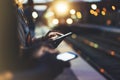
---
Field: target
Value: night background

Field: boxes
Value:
[0,0,120,80]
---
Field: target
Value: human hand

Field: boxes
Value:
[33,46,59,58]
[46,31,63,40]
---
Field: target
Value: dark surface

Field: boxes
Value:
[55,25,120,80]
[55,68,78,80]
[66,33,120,80]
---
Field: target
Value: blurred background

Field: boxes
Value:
[0,0,120,80]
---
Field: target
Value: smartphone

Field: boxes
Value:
[56,52,78,61]
[54,32,72,41]
[51,32,72,48]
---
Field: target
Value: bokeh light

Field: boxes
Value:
[76,12,82,19]
[100,68,105,73]
[32,11,38,19]
[101,11,106,16]
[52,18,59,25]
[112,6,116,10]
[66,18,73,24]
[94,43,99,48]
[94,11,98,16]
[110,51,115,56]
[18,0,24,3]
[54,1,69,16]
[45,11,54,18]
[70,9,76,15]
[71,34,77,39]
[90,9,94,14]
[103,8,106,12]
[91,4,97,10]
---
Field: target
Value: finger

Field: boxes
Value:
[55,32,64,36]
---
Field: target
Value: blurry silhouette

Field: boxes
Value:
[0,0,71,80]
[24,0,35,37]
[16,1,70,80]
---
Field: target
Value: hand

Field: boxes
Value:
[33,46,59,58]
[32,31,63,42]
[46,31,63,40]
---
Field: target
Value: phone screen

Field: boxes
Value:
[56,52,78,61]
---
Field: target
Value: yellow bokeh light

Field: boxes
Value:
[71,15,77,19]
[112,6,116,10]
[76,12,82,19]
[70,9,76,15]
[94,43,99,48]
[45,11,54,18]
[66,18,73,24]
[103,8,106,12]
[90,9,98,16]
[18,0,24,3]
[94,11,98,16]
[101,11,106,16]
[90,9,94,14]
[71,34,77,39]
[52,19,59,25]
[54,1,69,16]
